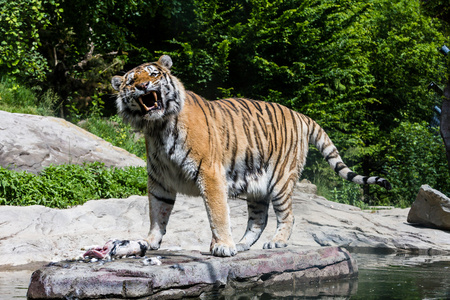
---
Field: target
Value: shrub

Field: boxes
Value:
[0,75,58,115]
[0,163,147,208]
[379,122,450,207]
[302,121,450,208]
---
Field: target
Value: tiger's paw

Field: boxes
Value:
[147,235,162,250]
[263,241,288,249]
[148,241,161,250]
[211,242,237,257]
[236,243,251,252]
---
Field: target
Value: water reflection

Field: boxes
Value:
[351,252,450,300]
[205,252,450,299]
[2,251,450,299]
[0,270,32,299]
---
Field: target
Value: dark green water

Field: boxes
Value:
[214,252,450,299]
[2,252,450,299]
[350,253,450,300]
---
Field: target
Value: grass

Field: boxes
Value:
[0,163,147,208]
[0,76,59,116]
[78,115,147,160]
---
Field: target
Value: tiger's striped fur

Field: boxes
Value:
[111,55,391,257]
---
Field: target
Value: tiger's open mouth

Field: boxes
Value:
[138,91,162,114]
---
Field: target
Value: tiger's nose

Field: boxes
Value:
[136,82,148,90]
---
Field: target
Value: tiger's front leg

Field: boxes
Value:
[147,190,176,250]
[201,169,237,257]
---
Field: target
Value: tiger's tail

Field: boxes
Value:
[308,118,392,190]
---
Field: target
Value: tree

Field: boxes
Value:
[0,0,61,81]
[421,0,450,170]
[1,0,448,204]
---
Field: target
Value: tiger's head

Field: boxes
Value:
[111,55,185,128]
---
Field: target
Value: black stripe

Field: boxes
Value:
[147,172,169,193]
[242,112,254,148]
[347,172,358,182]
[220,99,239,112]
[334,162,346,173]
[257,114,269,139]
[193,159,203,183]
[237,98,252,113]
[180,148,192,168]
[325,148,339,161]
[289,108,298,141]
[249,99,264,114]
[245,148,254,172]
[153,194,176,205]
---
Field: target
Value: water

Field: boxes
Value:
[2,252,450,299]
[350,253,450,300]
[0,269,32,299]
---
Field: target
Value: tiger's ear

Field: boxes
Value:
[111,75,123,91]
[158,55,173,70]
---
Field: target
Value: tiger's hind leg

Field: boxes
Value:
[263,191,294,249]
[236,197,270,252]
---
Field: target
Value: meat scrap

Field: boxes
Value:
[83,239,149,260]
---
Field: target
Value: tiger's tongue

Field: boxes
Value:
[139,91,158,112]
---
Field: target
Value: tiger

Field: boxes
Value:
[111,55,391,257]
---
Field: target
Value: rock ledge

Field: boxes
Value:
[27,247,357,299]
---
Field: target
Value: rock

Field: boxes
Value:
[2,189,450,268]
[0,196,149,266]
[407,185,450,231]
[0,110,145,173]
[27,247,357,299]
[295,179,318,195]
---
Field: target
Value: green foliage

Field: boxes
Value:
[330,179,368,210]
[380,122,450,207]
[421,0,450,27]
[0,76,59,115]
[303,147,368,208]
[78,115,146,160]
[304,122,450,207]
[0,163,147,208]
[0,0,449,208]
[0,0,61,81]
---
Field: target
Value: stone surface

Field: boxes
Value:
[296,179,318,195]
[0,110,145,173]
[407,184,450,231]
[27,247,357,299]
[2,188,450,268]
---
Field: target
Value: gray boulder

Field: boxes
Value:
[407,185,450,231]
[0,110,145,173]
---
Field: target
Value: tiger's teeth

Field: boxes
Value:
[152,91,158,108]
[138,96,150,112]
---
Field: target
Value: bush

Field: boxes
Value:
[0,163,147,208]
[303,148,368,209]
[302,121,450,208]
[379,122,450,207]
[0,75,58,115]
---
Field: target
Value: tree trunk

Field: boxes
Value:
[441,79,450,170]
